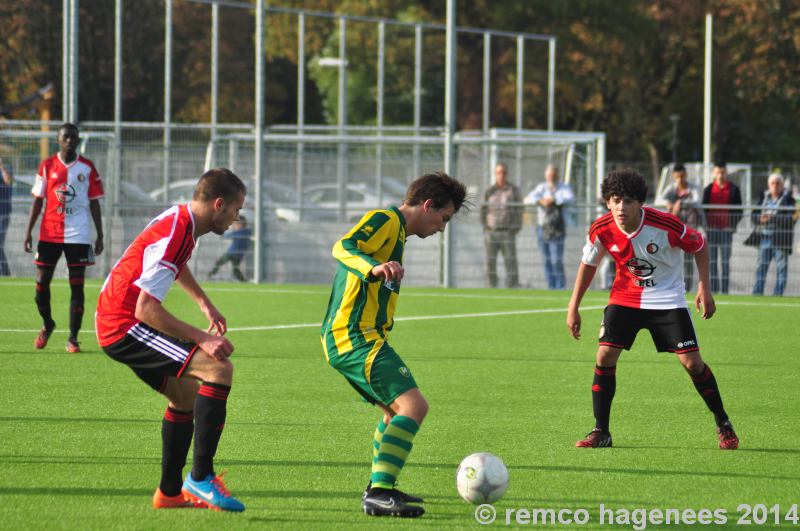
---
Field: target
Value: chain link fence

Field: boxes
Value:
[2,123,797,295]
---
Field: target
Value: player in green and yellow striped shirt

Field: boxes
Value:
[321,172,467,518]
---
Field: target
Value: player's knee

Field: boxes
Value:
[206,358,234,385]
[171,389,197,411]
[596,347,620,366]
[36,268,54,285]
[416,397,429,422]
[682,358,705,376]
[164,379,200,410]
[408,394,429,424]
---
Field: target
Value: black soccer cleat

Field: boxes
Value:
[362,487,424,518]
[575,428,613,448]
[363,482,423,504]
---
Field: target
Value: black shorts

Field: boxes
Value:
[598,304,700,354]
[35,241,95,267]
[102,322,199,392]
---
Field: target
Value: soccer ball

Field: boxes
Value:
[455,452,509,504]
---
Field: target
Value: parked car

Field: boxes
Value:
[303,182,404,222]
[149,178,324,222]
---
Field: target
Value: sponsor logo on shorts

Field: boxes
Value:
[399,366,411,378]
[677,340,696,349]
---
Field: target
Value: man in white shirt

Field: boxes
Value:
[525,165,575,289]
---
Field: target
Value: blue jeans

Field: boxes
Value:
[0,214,9,276]
[752,238,789,296]
[706,229,733,294]
[537,227,566,289]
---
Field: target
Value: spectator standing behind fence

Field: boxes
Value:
[661,164,703,291]
[702,162,742,294]
[525,165,575,289]
[751,174,797,296]
[209,216,251,282]
[0,157,13,276]
[481,163,522,288]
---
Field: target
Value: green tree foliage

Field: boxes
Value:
[1,0,798,165]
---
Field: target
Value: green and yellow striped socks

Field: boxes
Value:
[371,418,387,466]
[370,415,420,489]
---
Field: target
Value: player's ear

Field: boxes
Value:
[213,197,225,211]
[422,198,434,212]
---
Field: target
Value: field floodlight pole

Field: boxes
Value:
[442,0,456,288]
[210,0,219,167]
[254,0,265,283]
[547,37,556,132]
[69,0,79,124]
[703,13,713,181]
[163,0,173,209]
[109,0,123,276]
[337,17,347,222]
[62,0,70,122]
[296,12,306,218]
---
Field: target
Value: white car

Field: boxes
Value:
[149,179,324,222]
[304,182,404,222]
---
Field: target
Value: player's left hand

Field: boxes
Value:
[94,236,104,255]
[202,302,227,335]
[695,287,716,319]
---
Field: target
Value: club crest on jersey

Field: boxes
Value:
[646,242,659,254]
[55,184,77,203]
[625,257,655,278]
[77,173,86,182]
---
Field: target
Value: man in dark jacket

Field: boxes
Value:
[751,173,797,296]
[702,162,742,294]
[481,163,523,288]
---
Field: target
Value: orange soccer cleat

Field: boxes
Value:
[575,428,613,448]
[34,325,55,349]
[66,338,81,353]
[152,488,206,509]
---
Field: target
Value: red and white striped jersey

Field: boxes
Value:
[95,204,196,346]
[582,207,705,309]
[32,154,104,244]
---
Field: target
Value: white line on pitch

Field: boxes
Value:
[0,281,600,303]
[0,305,603,334]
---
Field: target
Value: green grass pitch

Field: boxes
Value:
[0,277,798,529]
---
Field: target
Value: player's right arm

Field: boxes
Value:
[24,197,43,252]
[25,161,48,252]
[567,262,597,340]
[135,291,233,361]
[568,225,608,339]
